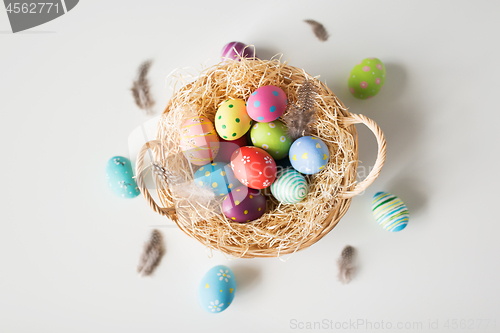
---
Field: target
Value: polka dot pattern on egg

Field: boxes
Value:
[247,85,287,122]
[215,99,252,141]
[194,162,240,196]
[250,120,292,160]
[348,58,386,100]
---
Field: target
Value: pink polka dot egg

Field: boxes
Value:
[348,58,386,99]
[247,85,287,122]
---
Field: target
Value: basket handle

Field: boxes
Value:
[339,114,387,199]
[135,140,176,218]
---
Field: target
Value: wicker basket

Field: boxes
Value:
[135,59,386,258]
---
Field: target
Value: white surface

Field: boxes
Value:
[1,1,499,332]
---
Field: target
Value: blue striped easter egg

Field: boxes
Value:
[271,168,309,204]
[371,192,409,232]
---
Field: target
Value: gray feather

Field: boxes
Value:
[131,60,155,114]
[304,19,329,42]
[151,162,170,185]
[283,80,318,141]
[137,229,165,277]
[337,245,356,284]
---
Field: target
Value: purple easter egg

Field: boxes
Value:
[221,42,256,61]
[222,186,266,223]
[247,85,287,122]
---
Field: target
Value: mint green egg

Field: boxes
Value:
[348,58,386,99]
[250,120,292,160]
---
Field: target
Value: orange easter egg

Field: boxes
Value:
[180,116,220,166]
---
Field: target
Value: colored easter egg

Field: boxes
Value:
[215,135,248,163]
[221,41,256,61]
[250,120,292,160]
[289,136,329,174]
[271,168,309,204]
[247,85,287,122]
[230,146,277,189]
[348,57,386,99]
[105,156,140,198]
[180,116,219,166]
[199,265,237,313]
[194,162,240,197]
[222,186,266,223]
[372,192,409,232]
[215,99,252,141]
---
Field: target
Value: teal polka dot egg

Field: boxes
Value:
[289,136,329,174]
[250,120,292,160]
[194,162,240,197]
[372,192,409,232]
[199,265,236,313]
[271,168,309,204]
[348,58,386,99]
[105,156,140,198]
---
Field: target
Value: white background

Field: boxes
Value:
[1,1,499,332]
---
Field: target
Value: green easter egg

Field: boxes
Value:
[250,120,292,160]
[348,58,386,99]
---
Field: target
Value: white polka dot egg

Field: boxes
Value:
[250,120,292,160]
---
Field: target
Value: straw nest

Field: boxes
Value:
[149,57,359,258]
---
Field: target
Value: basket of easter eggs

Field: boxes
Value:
[135,52,387,258]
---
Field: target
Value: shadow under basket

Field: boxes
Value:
[136,58,387,258]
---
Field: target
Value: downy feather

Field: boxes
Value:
[337,245,356,284]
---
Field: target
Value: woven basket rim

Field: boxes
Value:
[135,59,386,258]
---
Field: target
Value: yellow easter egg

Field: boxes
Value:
[215,99,252,141]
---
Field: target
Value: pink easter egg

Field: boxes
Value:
[180,116,219,166]
[246,85,287,123]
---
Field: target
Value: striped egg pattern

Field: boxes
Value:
[271,168,309,204]
[371,192,409,232]
[221,41,256,61]
[180,116,220,166]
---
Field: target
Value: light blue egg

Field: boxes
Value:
[372,192,409,232]
[289,136,329,174]
[199,265,236,313]
[105,156,140,199]
[194,162,240,197]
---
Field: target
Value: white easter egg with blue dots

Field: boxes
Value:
[105,156,140,198]
[271,168,309,204]
[372,192,409,232]
[194,162,240,196]
[289,136,329,174]
[199,265,236,313]
[247,85,287,122]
